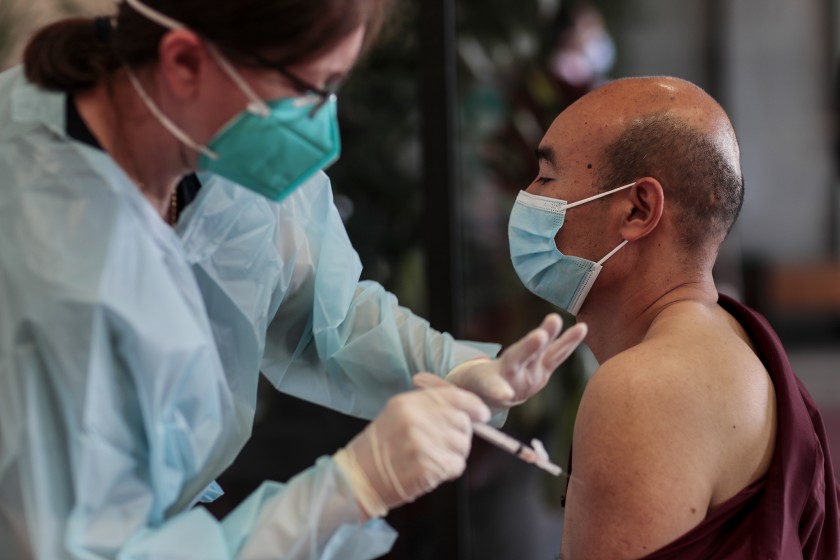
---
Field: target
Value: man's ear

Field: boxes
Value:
[620,177,664,242]
[156,29,209,100]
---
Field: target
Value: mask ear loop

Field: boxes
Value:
[123,0,183,29]
[124,66,219,160]
[564,181,635,265]
[205,45,272,118]
[597,239,629,265]
[122,0,224,158]
[122,0,270,120]
[561,181,636,211]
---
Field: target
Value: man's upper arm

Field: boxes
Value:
[561,356,715,559]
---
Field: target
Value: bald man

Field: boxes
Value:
[508,76,840,559]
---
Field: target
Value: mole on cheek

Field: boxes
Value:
[587,163,593,169]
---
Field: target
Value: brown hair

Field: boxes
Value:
[596,112,744,251]
[23,0,392,93]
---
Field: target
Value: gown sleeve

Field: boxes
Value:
[251,172,501,419]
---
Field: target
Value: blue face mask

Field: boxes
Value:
[508,182,635,315]
[123,0,340,202]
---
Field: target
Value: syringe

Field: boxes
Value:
[472,421,564,477]
[412,372,565,477]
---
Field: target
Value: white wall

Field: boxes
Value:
[726,0,834,261]
[1,0,113,70]
[611,0,835,262]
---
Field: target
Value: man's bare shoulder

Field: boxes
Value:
[561,302,776,559]
[583,302,774,483]
[563,345,717,558]
[604,301,769,400]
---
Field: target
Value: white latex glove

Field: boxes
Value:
[446,314,588,409]
[334,375,490,519]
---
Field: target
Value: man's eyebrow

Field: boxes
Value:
[535,145,557,168]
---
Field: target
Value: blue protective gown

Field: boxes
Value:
[0,66,498,559]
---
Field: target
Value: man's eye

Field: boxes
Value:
[536,177,553,185]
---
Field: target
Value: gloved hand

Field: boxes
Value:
[446,314,588,409]
[334,375,490,519]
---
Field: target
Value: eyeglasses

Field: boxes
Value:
[249,52,342,117]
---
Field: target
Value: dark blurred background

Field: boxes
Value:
[4,0,840,558]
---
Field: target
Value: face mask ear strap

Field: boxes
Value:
[123,0,272,118]
[206,45,272,117]
[562,181,636,211]
[124,65,219,160]
[597,239,629,266]
[123,0,185,30]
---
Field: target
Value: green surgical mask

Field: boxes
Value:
[123,0,340,201]
[196,94,340,201]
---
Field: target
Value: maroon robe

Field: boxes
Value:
[564,294,840,559]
